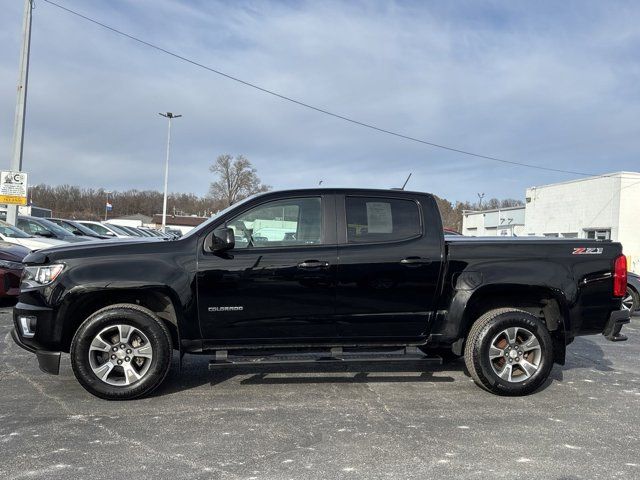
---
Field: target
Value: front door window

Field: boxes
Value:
[228,197,322,249]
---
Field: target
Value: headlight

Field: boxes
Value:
[22,264,65,287]
[0,260,23,270]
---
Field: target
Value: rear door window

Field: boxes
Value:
[345,197,421,244]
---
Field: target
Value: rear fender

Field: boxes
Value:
[441,283,570,365]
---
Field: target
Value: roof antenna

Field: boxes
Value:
[400,173,412,190]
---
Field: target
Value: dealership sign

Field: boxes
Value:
[0,171,28,205]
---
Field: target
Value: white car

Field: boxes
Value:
[78,221,130,238]
[0,220,67,251]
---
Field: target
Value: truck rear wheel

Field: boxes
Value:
[622,286,639,313]
[464,308,554,396]
[70,304,172,400]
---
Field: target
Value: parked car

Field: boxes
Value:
[77,221,129,238]
[623,272,640,313]
[0,242,29,298]
[106,224,145,237]
[12,188,629,400]
[48,218,110,240]
[164,227,183,238]
[139,228,167,238]
[17,216,92,243]
[132,228,156,237]
[0,220,67,251]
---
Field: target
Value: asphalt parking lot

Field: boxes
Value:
[1,307,639,480]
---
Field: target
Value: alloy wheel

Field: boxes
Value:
[488,326,542,383]
[621,290,634,312]
[88,324,153,386]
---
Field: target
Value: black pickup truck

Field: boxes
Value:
[11,188,630,399]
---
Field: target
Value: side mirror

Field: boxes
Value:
[210,227,235,252]
[36,231,54,238]
[105,231,116,237]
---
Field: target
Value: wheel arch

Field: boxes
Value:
[451,284,569,365]
[58,287,181,353]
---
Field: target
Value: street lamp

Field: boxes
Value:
[159,112,181,232]
[6,0,34,226]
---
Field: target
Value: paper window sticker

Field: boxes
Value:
[366,202,393,233]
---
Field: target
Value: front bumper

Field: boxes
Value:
[11,327,61,375]
[603,309,630,342]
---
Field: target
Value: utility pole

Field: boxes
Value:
[6,0,34,226]
[158,112,181,232]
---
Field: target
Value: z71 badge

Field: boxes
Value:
[572,247,603,255]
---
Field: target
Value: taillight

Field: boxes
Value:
[613,254,627,297]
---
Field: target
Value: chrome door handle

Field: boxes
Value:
[298,260,330,269]
[400,257,431,267]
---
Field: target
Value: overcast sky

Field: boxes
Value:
[1,0,639,203]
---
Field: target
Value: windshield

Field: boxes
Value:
[106,224,132,236]
[55,219,103,236]
[0,220,33,238]
[48,218,73,232]
[81,222,111,235]
[33,218,78,237]
[134,228,153,237]
[181,193,266,240]
[67,220,104,236]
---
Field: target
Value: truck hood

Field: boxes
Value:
[22,236,165,265]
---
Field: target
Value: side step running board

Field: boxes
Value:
[208,346,443,370]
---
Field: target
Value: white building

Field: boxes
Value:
[107,214,153,228]
[462,206,526,237]
[150,214,207,234]
[524,172,640,272]
[462,172,640,273]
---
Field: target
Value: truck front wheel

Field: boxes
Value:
[70,304,172,400]
[464,308,554,396]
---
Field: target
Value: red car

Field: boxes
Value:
[0,241,29,298]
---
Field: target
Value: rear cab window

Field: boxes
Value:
[345,196,422,244]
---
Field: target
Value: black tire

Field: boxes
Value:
[70,303,172,400]
[622,287,639,313]
[464,308,554,396]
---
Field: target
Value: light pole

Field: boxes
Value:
[6,0,34,226]
[159,112,181,232]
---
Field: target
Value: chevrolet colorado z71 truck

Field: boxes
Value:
[12,189,630,399]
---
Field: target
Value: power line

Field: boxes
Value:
[41,0,636,179]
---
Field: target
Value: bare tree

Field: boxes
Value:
[500,198,524,208]
[208,154,270,206]
[28,184,222,220]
